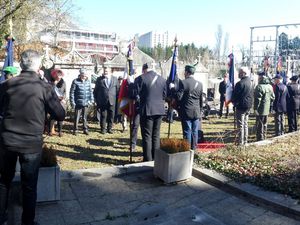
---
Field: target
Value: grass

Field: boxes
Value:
[46,113,300,198]
[44,113,271,170]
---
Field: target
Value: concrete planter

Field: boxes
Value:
[37,165,60,202]
[154,149,194,184]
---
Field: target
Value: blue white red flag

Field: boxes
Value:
[118,40,135,118]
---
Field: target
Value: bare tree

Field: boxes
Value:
[46,0,77,46]
[222,32,229,61]
[214,24,223,63]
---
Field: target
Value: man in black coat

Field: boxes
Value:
[219,73,229,118]
[0,49,65,225]
[286,75,300,132]
[232,67,253,145]
[273,74,288,136]
[94,67,119,134]
[132,68,166,161]
[175,65,203,150]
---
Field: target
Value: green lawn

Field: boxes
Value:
[45,113,276,170]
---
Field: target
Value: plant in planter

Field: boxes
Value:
[37,144,60,202]
[154,138,194,184]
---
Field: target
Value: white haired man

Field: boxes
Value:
[232,67,253,145]
[0,49,65,225]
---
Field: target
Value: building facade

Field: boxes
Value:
[40,28,119,58]
[138,31,170,48]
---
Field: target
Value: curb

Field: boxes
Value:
[60,161,154,181]
[193,167,300,221]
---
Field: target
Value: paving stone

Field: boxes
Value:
[248,211,300,225]
[33,167,300,225]
[61,181,77,200]
[62,211,94,225]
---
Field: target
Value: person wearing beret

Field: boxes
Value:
[3,66,18,80]
[175,65,203,150]
[232,67,253,145]
[273,74,288,136]
[286,75,300,132]
[253,72,274,141]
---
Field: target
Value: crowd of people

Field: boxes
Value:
[1,48,300,224]
[230,67,300,145]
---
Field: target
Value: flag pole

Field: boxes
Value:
[167,37,178,138]
[127,42,134,163]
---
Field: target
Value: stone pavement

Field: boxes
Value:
[10,162,300,225]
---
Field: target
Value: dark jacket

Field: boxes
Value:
[287,83,300,111]
[219,80,227,100]
[136,71,166,116]
[232,76,253,112]
[177,76,203,120]
[129,75,142,111]
[94,75,119,108]
[69,77,93,108]
[254,77,275,116]
[0,71,65,153]
[273,82,288,113]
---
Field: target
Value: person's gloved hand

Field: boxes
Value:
[169,83,175,89]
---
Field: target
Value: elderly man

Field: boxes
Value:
[69,68,94,135]
[254,72,275,141]
[232,67,253,145]
[0,49,65,225]
[93,67,119,134]
[175,65,203,150]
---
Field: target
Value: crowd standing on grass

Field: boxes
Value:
[2,48,300,223]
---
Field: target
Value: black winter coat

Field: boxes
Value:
[136,71,166,116]
[177,76,203,120]
[232,76,253,112]
[273,82,288,113]
[69,77,93,108]
[0,71,65,153]
[287,83,300,111]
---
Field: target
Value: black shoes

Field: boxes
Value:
[83,130,89,135]
[73,130,78,136]
[107,129,113,134]
[101,129,106,134]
